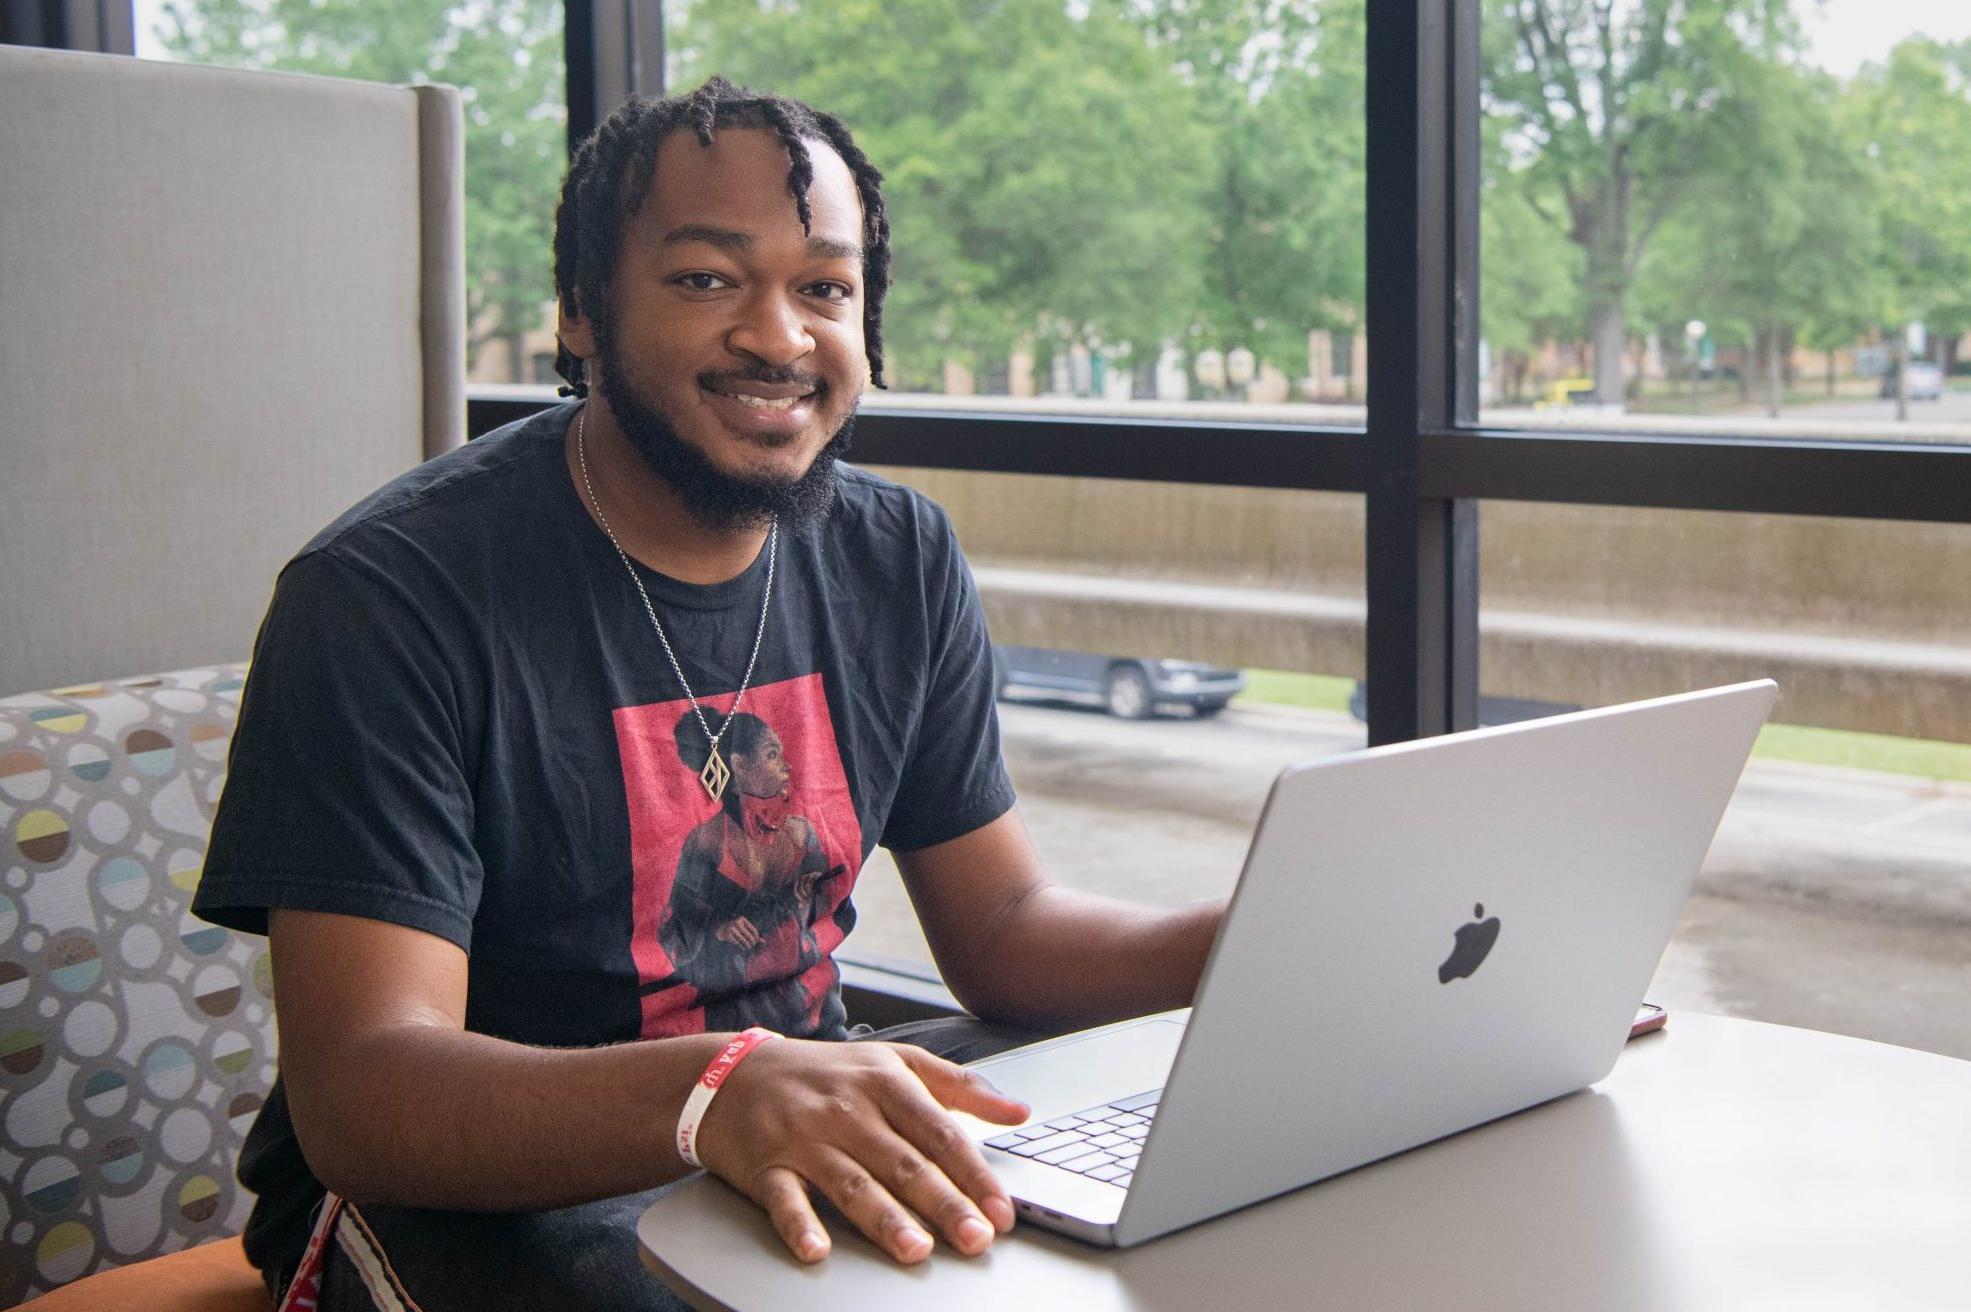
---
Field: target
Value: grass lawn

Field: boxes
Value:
[1750,722,1971,785]
[1236,669,1971,785]
[1236,669,1355,714]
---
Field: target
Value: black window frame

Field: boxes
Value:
[1,1,134,53]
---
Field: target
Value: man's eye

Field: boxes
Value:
[807,281,854,301]
[675,272,729,291]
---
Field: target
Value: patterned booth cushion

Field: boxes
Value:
[0,665,271,1302]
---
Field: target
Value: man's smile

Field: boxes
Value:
[725,393,804,410]
[699,373,827,436]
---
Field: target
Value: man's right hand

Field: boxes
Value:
[693,1037,1030,1264]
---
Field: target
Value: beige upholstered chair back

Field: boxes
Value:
[0,46,465,697]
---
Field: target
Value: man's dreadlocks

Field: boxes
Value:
[552,76,893,397]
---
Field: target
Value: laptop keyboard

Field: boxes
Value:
[983,1088,1160,1189]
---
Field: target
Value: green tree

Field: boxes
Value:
[1482,0,1799,410]
[1846,37,1971,417]
[674,0,1214,392]
[157,0,566,379]
[1481,168,1584,404]
[1116,0,1366,384]
[1638,60,1880,416]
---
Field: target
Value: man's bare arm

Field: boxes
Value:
[269,908,1027,1263]
[894,809,1225,1032]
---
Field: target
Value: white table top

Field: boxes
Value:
[638,1014,1971,1311]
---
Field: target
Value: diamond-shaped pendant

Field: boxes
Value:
[699,748,731,802]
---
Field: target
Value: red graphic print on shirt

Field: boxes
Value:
[615,674,863,1038]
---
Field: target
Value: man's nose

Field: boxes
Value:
[727,291,814,366]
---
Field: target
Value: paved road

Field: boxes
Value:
[1482,391,1971,442]
[1780,387,1971,425]
[852,699,1971,1061]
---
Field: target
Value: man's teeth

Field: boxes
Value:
[725,393,805,410]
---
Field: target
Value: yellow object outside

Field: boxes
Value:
[1533,377,1596,409]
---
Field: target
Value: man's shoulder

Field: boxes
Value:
[805,466,979,639]
[298,402,572,566]
[824,463,959,554]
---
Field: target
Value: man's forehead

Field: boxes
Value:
[634,125,863,249]
[659,223,862,264]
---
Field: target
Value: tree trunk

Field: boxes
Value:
[1765,324,1782,419]
[507,332,528,385]
[1895,332,1909,422]
[1588,298,1625,411]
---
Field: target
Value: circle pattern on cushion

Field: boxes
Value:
[0,665,267,1304]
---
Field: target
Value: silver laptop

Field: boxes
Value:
[959,680,1777,1247]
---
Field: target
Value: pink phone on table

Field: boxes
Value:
[1629,1002,1668,1038]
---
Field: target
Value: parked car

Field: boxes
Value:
[1879,361,1947,401]
[992,646,1246,718]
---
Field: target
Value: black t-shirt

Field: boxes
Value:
[192,402,1015,1274]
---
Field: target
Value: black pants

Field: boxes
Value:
[311,1017,1050,1311]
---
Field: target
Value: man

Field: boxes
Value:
[194,77,1224,1310]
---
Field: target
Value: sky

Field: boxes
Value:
[1800,0,1971,77]
[131,2,167,59]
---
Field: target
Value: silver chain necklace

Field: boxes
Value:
[575,405,777,802]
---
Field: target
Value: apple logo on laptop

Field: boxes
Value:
[1438,903,1501,984]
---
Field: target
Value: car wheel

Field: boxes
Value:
[1104,665,1154,719]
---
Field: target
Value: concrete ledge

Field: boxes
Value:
[1479,607,1971,742]
[975,567,1971,742]
[976,567,1366,676]
[874,466,1971,744]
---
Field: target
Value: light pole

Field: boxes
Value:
[1685,320,1706,415]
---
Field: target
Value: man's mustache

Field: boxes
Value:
[697,366,826,392]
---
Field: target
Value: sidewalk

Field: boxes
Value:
[1705,755,1971,924]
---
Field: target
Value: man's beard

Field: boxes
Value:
[596,347,855,534]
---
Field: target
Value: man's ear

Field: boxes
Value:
[558,300,598,361]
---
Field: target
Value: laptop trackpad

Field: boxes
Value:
[957,1016,1187,1128]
